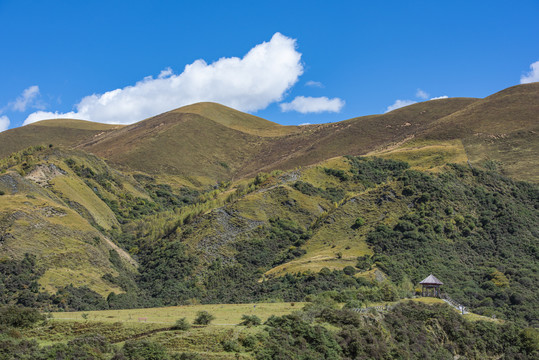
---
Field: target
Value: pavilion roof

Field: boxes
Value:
[419,274,443,285]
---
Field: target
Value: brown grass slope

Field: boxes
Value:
[171,102,299,137]
[418,83,539,181]
[0,119,122,159]
[239,97,478,176]
[78,111,268,181]
[79,98,477,181]
[3,83,537,183]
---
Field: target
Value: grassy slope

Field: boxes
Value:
[171,102,299,137]
[0,119,122,159]
[77,97,477,182]
[369,139,469,171]
[0,187,124,296]
[79,111,265,181]
[0,148,145,296]
[1,84,537,185]
[419,83,539,182]
[174,158,404,279]
[241,98,478,177]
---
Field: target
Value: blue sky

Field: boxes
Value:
[0,0,538,131]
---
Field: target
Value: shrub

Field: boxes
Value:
[173,353,202,360]
[193,311,215,325]
[240,335,258,350]
[356,255,372,271]
[120,340,168,360]
[172,317,191,330]
[0,306,44,328]
[222,339,241,352]
[343,266,356,276]
[352,217,365,229]
[240,314,262,327]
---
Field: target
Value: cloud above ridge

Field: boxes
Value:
[520,60,539,84]
[24,33,304,125]
[280,96,345,114]
[0,115,9,132]
[385,90,449,113]
[385,99,417,113]
[416,89,429,99]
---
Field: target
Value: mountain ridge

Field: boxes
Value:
[2,83,537,182]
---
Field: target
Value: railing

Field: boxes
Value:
[442,295,468,314]
[349,296,468,315]
[350,304,393,313]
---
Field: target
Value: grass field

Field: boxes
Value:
[51,302,306,325]
[30,298,497,359]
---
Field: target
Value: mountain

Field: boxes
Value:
[0,84,537,326]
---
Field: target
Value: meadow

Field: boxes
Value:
[50,302,306,325]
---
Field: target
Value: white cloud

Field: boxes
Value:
[10,85,41,112]
[520,60,539,84]
[416,89,429,99]
[305,80,323,88]
[430,95,448,100]
[24,111,80,124]
[385,99,417,113]
[24,32,303,125]
[0,115,9,132]
[280,96,344,114]
[299,122,311,125]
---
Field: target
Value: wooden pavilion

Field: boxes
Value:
[420,274,443,298]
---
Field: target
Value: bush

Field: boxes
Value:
[0,306,44,328]
[240,314,262,327]
[173,353,202,360]
[352,217,365,229]
[222,339,241,352]
[172,317,191,330]
[119,340,168,360]
[240,335,258,350]
[193,311,215,325]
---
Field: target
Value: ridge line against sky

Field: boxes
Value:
[0,0,538,132]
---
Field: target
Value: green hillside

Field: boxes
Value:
[0,85,538,359]
[0,84,537,325]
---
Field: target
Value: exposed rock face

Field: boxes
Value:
[24,163,66,187]
[197,208,264,260]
